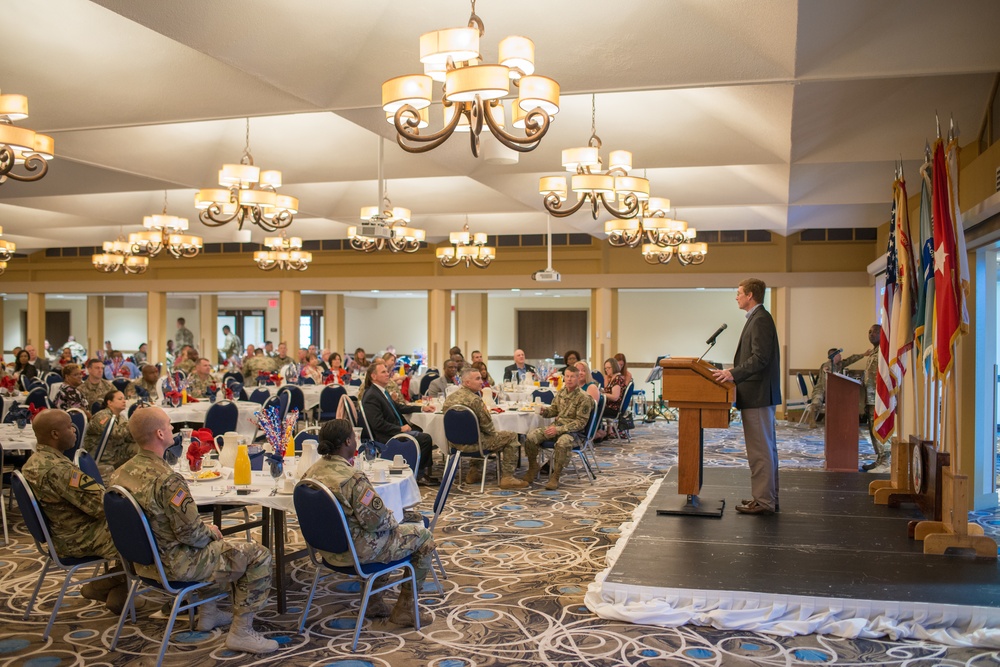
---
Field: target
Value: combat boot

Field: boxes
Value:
[519,461,540,484]
[81,574,122,601]
[499,476,529,490]
[388,583,431,628]
[544,468,562,490]
[226,612,279,654]
[197,600,232,631]
[364,575,391,618]
[464,465,481,485]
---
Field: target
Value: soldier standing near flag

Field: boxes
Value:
[861,324,884,471]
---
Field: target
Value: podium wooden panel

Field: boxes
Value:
[824,372,862,472]
[659,358,735,515]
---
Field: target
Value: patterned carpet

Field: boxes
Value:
[1,419,998,666]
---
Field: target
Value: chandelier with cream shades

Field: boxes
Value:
[348,138,425,253]
[0,226,15,274]
[129,192,203,259]
[381,0,560,157]
[539,95,652,221]
[92,236,149,275]
[195,119,299,232]
[437,222,495,269]
[0,89,54,185]
[254,235,312,271]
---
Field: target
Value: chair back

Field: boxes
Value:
[796,373,809,398]
[279,385,305,417]
[11,471,58,560]
[427,452,461,532]
[261,394,281,417]
[204,400,239,436]
[339,394,359,429]
[67,408,87,450]
[293,479,365,572]
[300,377,316,385]
[44,372,62,387]
[356,397,375,443]
[319,385,347,415]
[347,377,362,386]
[442,405,482,454]
[104,485,176,590]
[111,378,131,393]
[586,393,606,443]
[222,371,245,386]
[229,382,247,401]
[381,434,420,474]
[619,382,635,415]
[277,390,291,421]
[249,387,271,405]
[592,371,604,386]
[25,386,51,410]
[418,371,439,397]
[531,389,553,405]
[95,414,116,464]
[73,449,104,485]
[293,426,321,450]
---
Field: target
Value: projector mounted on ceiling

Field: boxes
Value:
[359,223,392,239]
[531,215,561,282]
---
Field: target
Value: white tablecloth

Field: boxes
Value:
[408,405,553,454]
[161,400,261,439]
[257,383,359,411]
[187,461,418,522]
[0,422,37,450]
[1,395,25,421]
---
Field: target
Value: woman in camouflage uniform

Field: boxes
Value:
[83,390,137,471]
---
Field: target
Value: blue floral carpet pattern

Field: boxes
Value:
[0,420,997,666]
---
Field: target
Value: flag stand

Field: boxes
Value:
[914,467,995,557]
[867,437,916,503]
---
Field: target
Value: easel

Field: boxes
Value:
[643,356,673,422]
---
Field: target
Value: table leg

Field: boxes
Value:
[273,509,287,614]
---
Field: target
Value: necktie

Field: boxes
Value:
[385,389,403,425]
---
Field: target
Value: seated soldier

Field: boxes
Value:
[84,390,138,472]
[519,365,593,490]
[111,407,278,654]
[186,358,215,399]
[22,410,130,612]
[442,368,528,490]
[301,419,435,627]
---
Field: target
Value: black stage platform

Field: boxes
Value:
[587,467,1000,645]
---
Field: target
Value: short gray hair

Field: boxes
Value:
[460,367,481,382]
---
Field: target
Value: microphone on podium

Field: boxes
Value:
[705,323,728,346]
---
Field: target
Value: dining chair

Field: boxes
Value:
[73,448,104,485]
[293,479,420,649]
[318,385,347,422]
[94,414,116,466]
[539,395,599,484]
[204,400,239,436]
[442,405,499,492]
[104,485,229,665]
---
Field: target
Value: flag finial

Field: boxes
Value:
[924,140,931,163]
[935,112,941,140]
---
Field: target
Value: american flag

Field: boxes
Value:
[873,194,897,444]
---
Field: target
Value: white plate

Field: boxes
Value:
[191,472,223,482]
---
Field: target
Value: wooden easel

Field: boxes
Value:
[913,467,994,557]
[868,438,916,504]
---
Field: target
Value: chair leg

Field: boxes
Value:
[298,566,323,633]
[479,458,488,493]
[241,507,252,542]
[1,495,7,545]
[156,593,187,667]
[433,549,447,580]
[43,571,77,640]
[110,579,140,649]
[410,568,421,632]
[352,576,375,651]
[24,562,50,619]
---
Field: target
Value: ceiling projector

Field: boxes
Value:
[532,268,561,282]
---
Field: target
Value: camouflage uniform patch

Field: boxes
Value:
[523,387,593,469]
[443,386,520,476]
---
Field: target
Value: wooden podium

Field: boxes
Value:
[824,372,862,471]
[658,357,736,516]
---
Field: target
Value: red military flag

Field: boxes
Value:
[931,139,960,377]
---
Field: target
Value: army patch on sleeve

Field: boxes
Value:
[170,488,188,508]
[69,471,81,488]
[371,496,384,511]
[360,489,374,506]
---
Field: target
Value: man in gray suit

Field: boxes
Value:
[712,278,781,515]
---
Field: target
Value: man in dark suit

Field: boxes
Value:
[502,349,537,383]
[361,359,440,486]
[712,278,781,515]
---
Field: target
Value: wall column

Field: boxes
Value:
[146,291,167,368]
[324,293,345,357]
[86,296,104,360]
[26,292,45,348]
[279,289,301,353]
[199,295,217,360]
[590,288,617,370]
[455,293,487,361]
[771,286,790,420]
[427,289,452,369]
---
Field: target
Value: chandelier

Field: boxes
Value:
[540,95,651,220]
[254,235,312,271]
[0,226,14,275]
[195,119,299,232]
[92,237,149,274]
[129,192,203,259]
[642,242,708,266]
[347,138,425,253]
[0,90,54,185]
[381,0,560,157]
[604,197,696,247]
[437,223,495,268]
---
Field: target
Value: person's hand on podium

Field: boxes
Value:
[711,368,734,383]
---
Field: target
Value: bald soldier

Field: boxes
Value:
[110,407,278,655]
[21,409,130,612]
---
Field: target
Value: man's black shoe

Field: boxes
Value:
[735,501,774,515]
[861,460,878,471]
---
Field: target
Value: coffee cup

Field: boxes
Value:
[372,468,388,483]
[282,477,296,494]
[392,454,406,468]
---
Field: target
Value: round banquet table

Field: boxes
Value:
[0,422,37,451]
[408,404,553,455]
[160,400,261,439]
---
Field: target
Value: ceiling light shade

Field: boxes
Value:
[94,233,149,274]
[0,89,54,184]
[419,27,480,64]
[481,130,519,165]
[615,176,650,198]
[608,150,632,172]
[571,173,615,197]
[384,2,558,157]
[562,146,600,172]
[438,222,494,269]
[0,227,15,264]
[382,74,434,113]
[539,176,567,200]
[255,234,311,271]
[498,35,535,77]
[450,229,471,245]
[219,163,260,187]
[143,213,189,232]
[646,197,671,215]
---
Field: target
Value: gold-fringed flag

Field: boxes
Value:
[931,139,961,377]
[889,175,916,388]
[945,138,970,334]
[915,160,935,376]
[874,195,897,444]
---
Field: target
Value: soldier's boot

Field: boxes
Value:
[464,464,482,485]
[225,611,279,654]
[104,580,146,615]
[388,582,432,628]
[518,460,541,484]
[544,466,563,491]
[364,575,392,619]
[499,475,529,490]
[197,600,233,631]
[81,574,121,601]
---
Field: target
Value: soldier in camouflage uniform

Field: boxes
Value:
[174,318,195,350]
[131,364,162,403]
[186,358,215,399]
[84,390,138,472]
[860,324,885,471]
[442,368,528,490]
[807,346,870,427]
[174,346,199,376]
[242,350,276,381]
[302,418,435,628]
[111,407,278,654]
[519,365,593,490]
[79,359,115,411]
[22,409,129,611]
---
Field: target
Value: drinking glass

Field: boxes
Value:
[268,457,283,492]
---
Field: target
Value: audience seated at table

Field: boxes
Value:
[243,348,276,378]
[425,360,460,398]
[13,349,38,383]
[519,365,593,490]
[381,353,406,403]
[112,407,278,654]
[326,352,349,384]
[300,353,324,384]
[25,344,50,373]
[174,346,198,375]
[575,361,602,402]
[614,352,633,386]
[79,359,115,409]
[301,418,435,626]
[471,361,493,388]
[347,347,369,374]
[186,358,215,399]
[442,368,528,490]
[595,357,627,441]
[23,409,131,612]
[55,363,90,414]
[84,390,138,472]
[272,342,293,368]
[503,349,537,384]
[131,364,162,403]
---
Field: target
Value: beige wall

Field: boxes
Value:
[787,286,875,369]
[487,295,591,361]
[344,295,428,358]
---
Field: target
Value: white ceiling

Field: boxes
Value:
[1,0,998,252]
